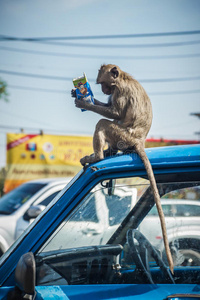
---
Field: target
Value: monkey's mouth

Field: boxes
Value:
[101,83,112,95]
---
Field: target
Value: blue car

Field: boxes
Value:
[0,145,200,300]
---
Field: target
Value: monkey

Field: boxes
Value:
[72,64,174,274]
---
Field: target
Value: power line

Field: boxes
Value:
[141,76,200,83]
[11,39,200,48]
[0,30,200,41]
[0,46,74,57]
[1,69,200,83]
[0,124,45,131]
[0,124,89,135]
[0,109,54,127]
[0,69,71,81]
[8,84,67,94]
[150,90,200,95]
[7,84,200,96]
[0,125,198,142]
[1,45,200,60]
[0,124,65,132]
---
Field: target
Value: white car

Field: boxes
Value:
[0,178,71,255]
[1,177,137,256]
[139,199,200,265]
[43,184,137,251]
[17,182,138,251]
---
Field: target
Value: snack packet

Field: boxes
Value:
[72,73,94,112]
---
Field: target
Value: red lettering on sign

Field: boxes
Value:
[7,135,38,150]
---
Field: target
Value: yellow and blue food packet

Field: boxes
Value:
[72,73,94,112]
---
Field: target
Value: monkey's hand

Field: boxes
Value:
[71,89,76,98]
[75,98,91,110]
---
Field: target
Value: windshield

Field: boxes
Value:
[74,192,133,226]
[139,183,200,268]
[38,177,148,252]
[0,183,46,215]
[35,178,200,286]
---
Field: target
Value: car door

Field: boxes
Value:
[2,176,200,300]
[0,156,199,300]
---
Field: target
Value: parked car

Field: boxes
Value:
[0,145,200,300]
[140,199,200,266]
[16,184,137,248]
[0,178,71,255]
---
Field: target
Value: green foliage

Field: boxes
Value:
[0,78,9,102]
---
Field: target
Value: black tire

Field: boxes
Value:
[177,249,200,266]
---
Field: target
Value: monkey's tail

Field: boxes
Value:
[134,143,174,274]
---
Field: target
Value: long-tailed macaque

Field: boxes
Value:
[73,64,174,273]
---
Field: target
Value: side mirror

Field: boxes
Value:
[7,252,36,300]
[24,205,46,221]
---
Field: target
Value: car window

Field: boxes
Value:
[0,183,47,215]
[74,193,99,223]
[175,204,200,217]
[39,191,61,207]
[149,204,172,216]
[140,183,200,268]
[73,192,134,226]
[106,194,133,226]
[35,179,200,286]
[38,177,148,253]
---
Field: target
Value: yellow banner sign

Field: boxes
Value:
[5,133,93,193]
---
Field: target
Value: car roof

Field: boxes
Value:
[20,145,200,192]
[160,199,200,205]
[89,144,200,171]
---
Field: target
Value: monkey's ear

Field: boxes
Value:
[111,67,119,78]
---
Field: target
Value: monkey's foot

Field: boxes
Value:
[80,155,102,166]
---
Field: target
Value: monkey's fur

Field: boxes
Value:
[74,64,174,273]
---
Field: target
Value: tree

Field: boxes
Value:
[0,78,9,102]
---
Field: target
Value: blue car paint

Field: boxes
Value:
[1,284,199,299]
[0,145,200,298]
[0,145,200,284]
[37,284,200,299]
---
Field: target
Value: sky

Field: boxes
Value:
[0,0,200,169]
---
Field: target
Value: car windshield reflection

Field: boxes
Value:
[36,178,200,286]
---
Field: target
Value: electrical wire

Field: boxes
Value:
[1,69,200,83]
[1,45,200,60]
[0,69,71,81]
[1,35,200,48]
[0,109,54,127]
[1,30,200,40]
[9,39,200,48]
[7,84,200,96]
[150,90,200,95]
[0,124,198,141]
[8,85,67,94]
[0,124,89,135]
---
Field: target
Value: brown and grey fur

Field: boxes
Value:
[74,64,174,273]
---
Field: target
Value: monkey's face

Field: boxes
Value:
[96,64,120,94]
[101,82,112,95]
